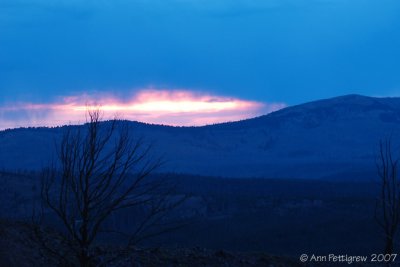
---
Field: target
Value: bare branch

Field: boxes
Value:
[40,109,182,267]
[375,137,400,255]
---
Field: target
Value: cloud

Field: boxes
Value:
[0,89,286,129]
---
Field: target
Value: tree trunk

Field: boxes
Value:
[385,236,394,255]
[79,246,90,267]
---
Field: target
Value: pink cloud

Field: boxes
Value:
[0,89,286,129]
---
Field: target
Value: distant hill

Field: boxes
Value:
[1,94,400,179]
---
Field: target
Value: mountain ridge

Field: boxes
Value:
[1,94,400,179]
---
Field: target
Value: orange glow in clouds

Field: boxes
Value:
[0,90,286,129]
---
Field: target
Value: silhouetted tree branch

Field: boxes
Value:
[375,138,400,255]
[38,109,182,266]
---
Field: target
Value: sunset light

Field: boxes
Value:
[0,90,286,129]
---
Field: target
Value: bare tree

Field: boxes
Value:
[39,110,181,266]
[375,138,400,255]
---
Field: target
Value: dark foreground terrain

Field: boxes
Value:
[0,170,396,266]
[0,219,394,267]
[0,218,301,267]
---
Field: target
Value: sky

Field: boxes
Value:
[1,0,400,128]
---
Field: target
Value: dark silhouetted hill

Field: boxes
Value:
[1,94,399,179]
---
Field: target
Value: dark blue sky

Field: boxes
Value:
[1,0,400,106]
